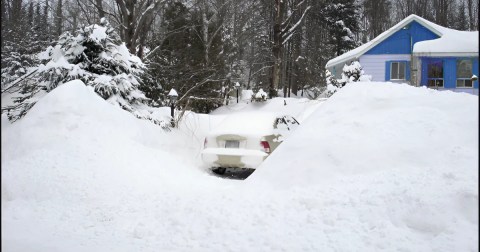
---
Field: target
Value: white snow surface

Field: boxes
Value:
[413,29,478,55]
[2,80,478,251]
[208,112,279,137]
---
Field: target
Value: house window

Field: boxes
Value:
[456,59,473,88]
[427,60,443,88]
[390,62,406,80]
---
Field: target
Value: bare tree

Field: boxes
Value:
[114,0,165,58]
[270,0,310,97]
[54,0,63,37]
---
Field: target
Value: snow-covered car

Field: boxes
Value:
[201,113,299,174]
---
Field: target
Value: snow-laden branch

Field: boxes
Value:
[144,26,192,59]
[132,0,165,43]
[282,5,311,45]
[1,69,38,93]
[281,0,306,30]
[177,74,216,105]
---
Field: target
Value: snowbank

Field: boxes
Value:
[2,80,211,203]
[253,82,478,186]
[250,82,478,250]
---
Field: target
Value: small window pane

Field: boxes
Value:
[457,60,472,78]
[457,80,465,87]
[391,62,406,80]
[399,62,405,79]
[428,61,443,78]
[391,62,399,79]
[465,80,473,87]
[436,79,444,87]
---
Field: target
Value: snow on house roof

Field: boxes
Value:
[326,14,478,68]
[413,29,479,56]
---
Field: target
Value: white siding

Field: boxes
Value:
[359,54,411,82]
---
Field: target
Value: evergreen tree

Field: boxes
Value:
[454,1,468,30]
[5,19,166,127]
[146,1,225,114]
[321,0,360,56]
[1,6,41,88]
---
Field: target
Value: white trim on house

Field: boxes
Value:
[412,52,479,57]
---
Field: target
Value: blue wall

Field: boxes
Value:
[365,21,439,55]
[420,57,479,88]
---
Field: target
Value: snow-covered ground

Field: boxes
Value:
[2,81,478,251]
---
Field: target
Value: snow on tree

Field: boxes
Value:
[4,18,167,128]
[1,13,45,89]
[321,0,360,56]
[325,69,340,97]
[325,61,364,97]
[341,60,363,83]
[251,88,268,102]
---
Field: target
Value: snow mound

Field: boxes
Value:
[2,80,206,203]
[248,82,478,250]
[252,82,478,186]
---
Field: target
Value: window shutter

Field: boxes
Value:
[406,61,411,81]
[385,61,391,81]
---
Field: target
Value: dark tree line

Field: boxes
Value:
[2,0,478,113]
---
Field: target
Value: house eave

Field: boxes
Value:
[412,52,479,57]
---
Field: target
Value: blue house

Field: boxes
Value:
[326,14,479,95]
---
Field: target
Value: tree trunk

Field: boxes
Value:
[95,0,105,19]
[467,0,473,30]
[55,0,63,37]
[202,7,209,65]
[270,0,282,98]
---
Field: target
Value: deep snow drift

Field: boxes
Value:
[2,80,478,251]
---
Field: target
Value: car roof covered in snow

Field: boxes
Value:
[209,112,283,137]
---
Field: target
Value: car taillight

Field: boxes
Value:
[260,141,270,154]
[204,137,208,148]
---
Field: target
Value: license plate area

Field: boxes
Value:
[225,140,240,148]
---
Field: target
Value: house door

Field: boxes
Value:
[427,59,444,88]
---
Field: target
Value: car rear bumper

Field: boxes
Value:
[201,148,268,169]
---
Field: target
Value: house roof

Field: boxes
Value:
[326,14,478,68]
[413,29,478,56]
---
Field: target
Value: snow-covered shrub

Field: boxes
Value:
[341,61,364,83]
[4,18,167,128]
[325,61,365,97]
[324,83,339,98]
[325,69,340,97]
[251,88,268,102]
[326,69,339,87]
